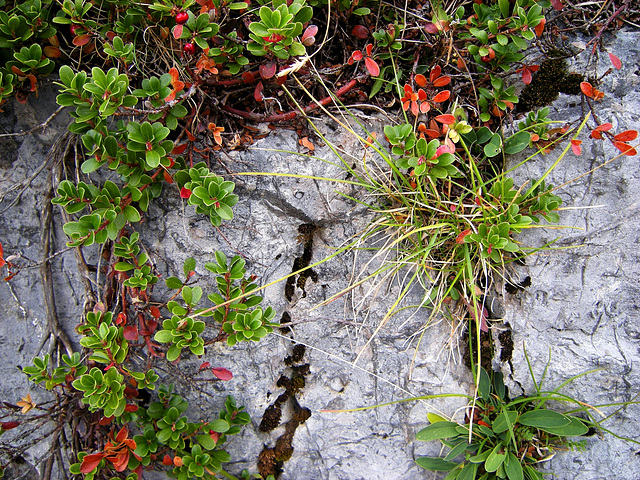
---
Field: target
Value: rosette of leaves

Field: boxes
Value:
[464,222,519,263]
[207,32,249,75]
[131,73,187,130]
[7,43,55,78]
[172,443,228,478]
[54,180,144,245]
[126,121,173,170]
[78,313,129,366]
[154,315,205,361]
[175,163,238,227]
[0,72,14,101]
[113,233,159,290]
[22,353,87,389]
[72,367,127,418]
[103,35,135,67]
[520,180,562,223]
[177,12,219,50]
[247,0,313,59]
[155,406,192,449]
[55,66,138,134]
[415,368,590,480]
[223,307,275,346]
[478,75,519,123]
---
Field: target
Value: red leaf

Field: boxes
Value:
[608,52,622,70]
[430,65,441,83]
[123,326,139,341]
[302,24,317,46]
[110,450,130,472]
[242,71,255,84]
[595,123,613,132]
[435,114,456,125]
[80,453,105,474]
[1,421,19,430]
[432,90,450,103]
[424,23,439,34]
[580,82,594,97]
[199,361,211,371]
[254,81,264,102]
[364,57,380,77]
[521,67,533,85]
[613,141,637,156]
[432,75,451,87]
[259,62,276,79]
[534,17,546,37]
[551,0,564,10]
[98,415,113,426]
[180,187,192,199]
[124,404,139,412]
[115,425,129,443]
[365,44,373,56]
[163,170,174,184]
[352,25,369,40]
[162,455,173,466]
[72,34,91,46]
[149,306,161,319]
[570,139,582,156]
[211,367,233,381]
[0,242,4,268]
[172,143,188,154]
[43,46,61,58]
[173,24,183,40]
[185,130,196,141]
[456,229,471,244]
[415,74,427,87]
[613,130,638,142]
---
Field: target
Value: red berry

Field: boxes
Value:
[175,12,189,25]
[70,24,81,36]
[183,43,196,55]
[481,55,491,63]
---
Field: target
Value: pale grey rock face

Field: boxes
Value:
[0,30,639,480]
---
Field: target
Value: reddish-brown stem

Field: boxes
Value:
[221,78,359,122]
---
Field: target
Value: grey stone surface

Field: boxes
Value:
[0,30,639,480]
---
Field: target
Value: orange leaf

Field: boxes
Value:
[115,425,129,443]
[415,74,427,87]
[174,456,184,467]
[432,90,450,103]
[580,82,593,97]
[72,34,91,47]
[433,75,451,87]
[186,130,196,141]
[435,114,455,125]
[608,52,622,70]
[80,453,105,474]
[364,57,380,77]
[173,24,183,40]
[613,130,638,142]
[299,137,314,151]
[570,139,582,156]
[424,129,441,138]
[534,17,546,37]
[590,130,603,140]
[456,229,471,244]
[163,170,174,184]
[162,455,173,466]
[430,65,441,83]
[613,141,637,156]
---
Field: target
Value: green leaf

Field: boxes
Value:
[124,205,141,223]
[166,345,181,362]
[415,456,457,471]
[518,410,571,429]
[504,131,531,154]
[114,262,135,272]
[485,443,506,472]
[197,434,217,450]
[416,421,461,442]
[478,367,491,400]
[505,452,524,480]
[542,416,589,436]
[165,276,183,289]
[353,7,371,15]
[154,330,174,343]
[493,410,518,433]
[499,0,510,17]
[209,419,230,433]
